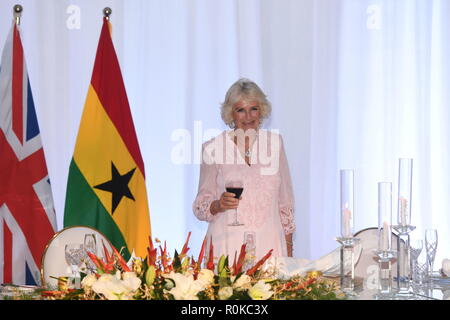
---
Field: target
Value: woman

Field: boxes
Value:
[193,78,295,267]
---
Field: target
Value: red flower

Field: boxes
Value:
[234,244,247,276]
[147,236,158,267]
[197,236,207,270]
[180,232,191,257]
[246,249,273,276]
[206,237,215,271]
[110,245,131,272]
[160,241,172,272]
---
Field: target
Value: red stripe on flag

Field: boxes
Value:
[0,132,54,267]
[90,19,146,177]
[12,25,24,144]
[3,222,13,283]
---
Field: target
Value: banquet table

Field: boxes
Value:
[1,276,449,300]
[347,275,450,300]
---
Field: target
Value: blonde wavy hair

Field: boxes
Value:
[220,78,272,128]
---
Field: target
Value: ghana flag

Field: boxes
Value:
[64,17,151,259]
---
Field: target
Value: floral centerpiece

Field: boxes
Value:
[42,233,345,300]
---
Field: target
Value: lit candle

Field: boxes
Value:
[340,170,354,238]
[378,182,392,252]
[397,158,412,227]
[399,197,407,226]
[342,206,352,238]
[382,221,390,251]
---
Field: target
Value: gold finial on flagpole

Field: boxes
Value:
[13,4,23,25]
[103,7,112,20]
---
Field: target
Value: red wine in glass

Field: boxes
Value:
[226,181,244,226]
[226,187,243,199]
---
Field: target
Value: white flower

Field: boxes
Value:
[164,271,205,300]
[81,274,97,289]
[232,274,252,291]
[122,272,142,291]
[248,280,273,300]
[218,286,234,300]
[91,274,129,300]
[197,269,215,287]
[89,272,140,300]
[183,268,195,277]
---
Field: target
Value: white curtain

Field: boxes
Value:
[0,0,448,264]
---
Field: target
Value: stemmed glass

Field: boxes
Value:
[243,231,256,270]
[65,243,84,288]
[412,249,428,289]
[410,239,423,284]
[226,180,244,226]
[425,229,438,279]
[84,234,97,273]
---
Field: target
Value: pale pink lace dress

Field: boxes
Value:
[193,130,295,264]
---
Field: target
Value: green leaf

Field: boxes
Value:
[142,255,149,270]
[217,255,227,274]
[218,256,230,288]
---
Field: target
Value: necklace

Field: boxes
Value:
[245,150,251,157]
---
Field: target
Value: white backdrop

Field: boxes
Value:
[0,0,448,264]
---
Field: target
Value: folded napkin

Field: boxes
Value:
[261,243,362,280]
[442,259,450,277]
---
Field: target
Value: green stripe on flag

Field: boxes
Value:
[64,159,131,259]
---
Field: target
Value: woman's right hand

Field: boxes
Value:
[210,192,240,215]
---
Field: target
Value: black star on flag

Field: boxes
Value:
[94,162,136,214]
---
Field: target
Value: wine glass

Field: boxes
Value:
[84,234,97,273]
[65,243,84,288]
[410,239,423,284]
[412,260,428,287]
[425,229,438,279]
[243,231,256,270]
[226,180,244,226]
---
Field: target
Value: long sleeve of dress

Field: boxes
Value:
[192,144,217,222]
[278,136,296,235]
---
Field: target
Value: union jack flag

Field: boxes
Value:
[0,23,56,285]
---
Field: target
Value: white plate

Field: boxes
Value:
[40,226,113,289]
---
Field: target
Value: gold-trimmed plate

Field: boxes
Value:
[40,225,113,289]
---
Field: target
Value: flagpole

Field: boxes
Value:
[13,4,22,25]
[103,7,112,20]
